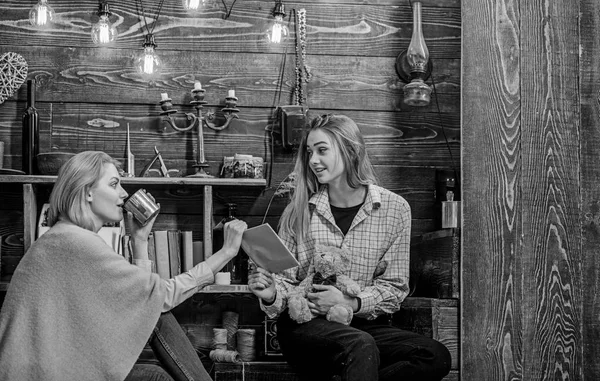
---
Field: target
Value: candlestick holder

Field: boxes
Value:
[159,86,240,177]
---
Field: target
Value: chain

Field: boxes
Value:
[294,8,310,106]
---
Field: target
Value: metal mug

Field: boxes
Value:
[123,189,160,226]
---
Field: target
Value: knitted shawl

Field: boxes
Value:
[0,221,166,381]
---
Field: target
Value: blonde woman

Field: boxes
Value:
[249,114,451,381]
[0,151,247,381]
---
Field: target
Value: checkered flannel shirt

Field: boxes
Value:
[261,184,411,320]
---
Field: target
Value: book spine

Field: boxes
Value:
[167,230,181,277]
[181,230,194,272]
[153,230,170,279]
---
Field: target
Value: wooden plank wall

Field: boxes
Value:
[579,0,600,377]
[0,0,460,240]
[462,0,594,379]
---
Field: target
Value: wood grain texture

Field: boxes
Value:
[464,0,585,380]
[0,1,460,59]
[579,0,600,378]
[0,102,459,170]
[520,0,582,379]
[462,0,523,379]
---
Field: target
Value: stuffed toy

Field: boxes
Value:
[288,245,361,325]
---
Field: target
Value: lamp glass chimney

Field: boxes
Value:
[406,2,429,74]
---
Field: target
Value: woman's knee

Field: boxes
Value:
[429,340,451,378]
[346,331,379,359]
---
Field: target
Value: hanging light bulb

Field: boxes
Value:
[264,0,289,45]
[91,2,118,45]
[396,1,432,107]
[136,34,162,77]
[29,0,55,27]
[182,0,214,11]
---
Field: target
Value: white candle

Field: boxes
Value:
[160,93,169,101]
[194,81,202,90]
[228,89,235,98]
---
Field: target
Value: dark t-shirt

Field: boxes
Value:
[330,202,363,235]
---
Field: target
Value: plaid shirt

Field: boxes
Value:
[261,184,411,320]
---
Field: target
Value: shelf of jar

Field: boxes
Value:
[0,175,266,187]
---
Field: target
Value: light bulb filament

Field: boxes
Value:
[99,22,110,44]
[143,53,154,75]
[37,5,48,25]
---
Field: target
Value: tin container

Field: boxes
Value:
[123,189,160,226]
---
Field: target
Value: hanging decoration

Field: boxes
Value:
[29,0,55,27]
[91,2,118,45]
[0,52,28,105]
[135,0,166,78]
[265,0,289,45]
[293,8,310,106]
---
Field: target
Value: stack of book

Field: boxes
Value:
[122,229,205,278]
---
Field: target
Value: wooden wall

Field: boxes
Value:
[0,0,460,239]
[463,0,599,379]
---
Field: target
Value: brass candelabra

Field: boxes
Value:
[159,82,239,177]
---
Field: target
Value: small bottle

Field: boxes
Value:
[22,79,39,174]
[213,203,248,284]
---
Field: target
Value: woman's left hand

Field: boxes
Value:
[306,284,345,315]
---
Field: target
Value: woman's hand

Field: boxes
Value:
[222,219,247,258]
[248,265,276,303]
[306,284,345,315]
[126,192,160,243]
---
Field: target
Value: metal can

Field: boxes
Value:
[123,189,160,226]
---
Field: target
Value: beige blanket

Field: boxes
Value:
[0,221,166,381]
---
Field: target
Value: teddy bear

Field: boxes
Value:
[287,245,361,325]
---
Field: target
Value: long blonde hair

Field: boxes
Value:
[278,114,377,242]
[47,151,121,231]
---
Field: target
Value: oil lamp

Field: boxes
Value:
[395,1,432,106]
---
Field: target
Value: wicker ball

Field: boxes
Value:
[36,152,76,175]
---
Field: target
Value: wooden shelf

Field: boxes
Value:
[0,175,266,187]
[199,284,251,293]
[0,281,251,294]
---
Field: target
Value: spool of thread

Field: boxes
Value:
[222,311,239,350]
[213,328,228,350]
[209,349,240,363]
[236,328,256,361]
[215,272,231,285]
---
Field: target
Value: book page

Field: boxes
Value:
[240,224,299,273]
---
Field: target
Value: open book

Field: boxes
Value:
[241,223,299,273]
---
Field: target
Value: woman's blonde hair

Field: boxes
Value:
[278,114,377,242]
[47,151,121,231]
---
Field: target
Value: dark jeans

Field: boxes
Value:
[276,310,451,381]
[125,312,212,381]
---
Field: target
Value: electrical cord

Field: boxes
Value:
[138,0,166,36]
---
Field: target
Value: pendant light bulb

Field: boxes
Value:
[183,0,203,10]
[265,1,288,44]
[136,34,162,77]
[29,0,55,27]
[91,3,118,45]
